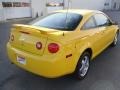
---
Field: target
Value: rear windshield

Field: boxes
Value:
[30,13,83,31]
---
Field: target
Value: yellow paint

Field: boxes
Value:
[7,9,119,78]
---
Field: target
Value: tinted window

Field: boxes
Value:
[94,14,110,27]
[31,13,83,31]
[82,17,96,30]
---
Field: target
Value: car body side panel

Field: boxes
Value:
[102,25,118,46]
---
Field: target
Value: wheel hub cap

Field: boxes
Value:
[79,56,89,77]
[114,34,118,45]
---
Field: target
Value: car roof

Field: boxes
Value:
[55,9,102,15]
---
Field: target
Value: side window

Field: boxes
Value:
[94,14,111,27]
[82,17,96,30]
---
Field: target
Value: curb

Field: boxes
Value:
[0,18,33,24]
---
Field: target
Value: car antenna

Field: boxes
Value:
[63,0,71,36]
[65,0,70,27]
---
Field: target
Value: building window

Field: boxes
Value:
[22,2,30,7]
[2,2,12,7]
[2,2,30,8]
[104,3,109,6]
[13,2,21,7]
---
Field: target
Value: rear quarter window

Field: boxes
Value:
[82,16,96,30]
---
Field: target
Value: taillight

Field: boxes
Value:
[36,42,42,50]
[11,35,14,41]
[48,43,59,53]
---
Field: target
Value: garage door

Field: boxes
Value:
[2,1,32,19]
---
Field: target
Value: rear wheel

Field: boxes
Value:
[75,52,90,79]
[111,32,119,47]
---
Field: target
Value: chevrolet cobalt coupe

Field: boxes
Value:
[7,9,119,79]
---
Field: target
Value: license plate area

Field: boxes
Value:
[17,56,26,65]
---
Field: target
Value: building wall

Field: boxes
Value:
[47,6,63,13]
[0,0,32,20]
[0,0,120,21]
[111,0,120,10]
[0,0,47,20]
[31,0,47,18]
[0,2,5,21]
[104,0,112,10]
[64,0,109,10]
[104,0,120,10]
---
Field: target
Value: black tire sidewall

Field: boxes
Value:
[75,52,91,79]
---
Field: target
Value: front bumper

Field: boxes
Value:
[7,43,74,78]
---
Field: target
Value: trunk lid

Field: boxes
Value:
[10,24,59,55]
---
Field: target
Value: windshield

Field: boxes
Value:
[30,13,83,31]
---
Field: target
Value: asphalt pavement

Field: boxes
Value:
[0,11,120,90]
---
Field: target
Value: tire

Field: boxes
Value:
[74,52,91,80]
[111,32,119,47]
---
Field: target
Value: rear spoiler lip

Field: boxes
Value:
[12,24,70,36]
[12,24,60,34]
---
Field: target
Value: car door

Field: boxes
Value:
[80,16,105,57]
[94,13,115,48]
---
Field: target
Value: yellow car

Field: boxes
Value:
[7,9,119,79]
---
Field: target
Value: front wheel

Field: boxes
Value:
[74,52,90,79]
[111,32,119,47]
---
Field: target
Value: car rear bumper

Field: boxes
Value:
[7,43,74,78]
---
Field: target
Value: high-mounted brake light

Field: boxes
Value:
[48,43,59,53]
[36,42,42,50]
